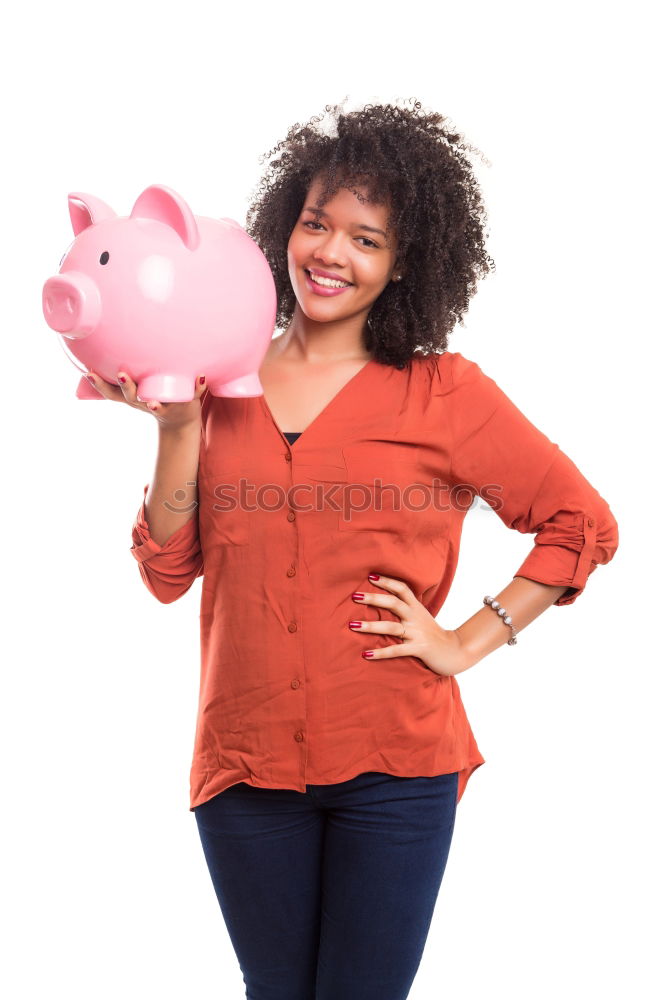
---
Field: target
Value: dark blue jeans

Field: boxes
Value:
[193,769,459,999]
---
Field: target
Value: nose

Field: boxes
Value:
[313,230,348,267]
[42,272,101,338]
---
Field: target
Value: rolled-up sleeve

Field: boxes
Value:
[130,483,204,604]
[449,355,619,606]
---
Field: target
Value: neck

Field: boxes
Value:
[275,307,373,365]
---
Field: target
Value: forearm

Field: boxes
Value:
[145,421,202,546]
[454,576,569,672]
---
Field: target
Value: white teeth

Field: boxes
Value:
[308,270,351,289]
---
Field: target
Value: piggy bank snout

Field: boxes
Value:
[42,273,101,339]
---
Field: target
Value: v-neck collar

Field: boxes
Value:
[260,357,378,450]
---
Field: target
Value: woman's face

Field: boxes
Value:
[287,174,400,326]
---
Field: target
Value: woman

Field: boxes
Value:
[88,99,619,999]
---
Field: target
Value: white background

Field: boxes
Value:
[2,1,662,997]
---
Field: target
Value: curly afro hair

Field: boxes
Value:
[244,96,495,370]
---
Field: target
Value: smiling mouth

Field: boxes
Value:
[304,268,354,288]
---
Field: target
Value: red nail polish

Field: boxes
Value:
[349,622,362,629]
[362,650,374,658]
[368,574,380,581]
[118,376,126,383]
[352,592,365,600]
[199,375,205,385]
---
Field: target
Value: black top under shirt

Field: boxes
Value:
[283,432,302,444]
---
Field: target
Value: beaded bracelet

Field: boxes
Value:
[483,595,518,645]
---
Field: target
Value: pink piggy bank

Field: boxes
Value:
[42,184,277,402]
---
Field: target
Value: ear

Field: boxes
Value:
[129,183,200,250]
[67,192,117,236]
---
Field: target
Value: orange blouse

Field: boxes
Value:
[130,350,619,810]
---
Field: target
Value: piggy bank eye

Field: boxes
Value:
[99,251,110,265]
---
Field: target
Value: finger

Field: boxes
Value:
[116,371,157,411]
[116,370,138,403]
[348,619,405,638]
[85,371,124,402]
[361,638,415,659]
[367,573,416,603]
[194,374,207,398]
[351,590,407,613]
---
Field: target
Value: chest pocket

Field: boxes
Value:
[340,441,425,540]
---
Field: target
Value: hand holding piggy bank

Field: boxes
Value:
[42,184,277,402]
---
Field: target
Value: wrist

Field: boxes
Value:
[158,419,201,439]
[426,625,477,677]
[451,627,481,674]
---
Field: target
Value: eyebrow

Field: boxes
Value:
[303,206,387,240]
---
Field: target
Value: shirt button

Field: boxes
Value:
[287,566,296,577]
[587,517,595,527]
[287,510,296,522]
[294,730,304,742]
[291,679,300,689]
[285,452,292,462]
[288,621,298,633]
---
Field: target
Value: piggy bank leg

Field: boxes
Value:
[136,374,196,403]
[76,375,106,399]
[210,372,264,397]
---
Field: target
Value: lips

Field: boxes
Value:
[303,269,353,297]
[305,268,353,286]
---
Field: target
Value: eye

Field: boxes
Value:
[99,251,110,265]
[303,220,378,248]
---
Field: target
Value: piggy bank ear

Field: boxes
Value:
[129,184,200,251]
[68,192,117,235]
